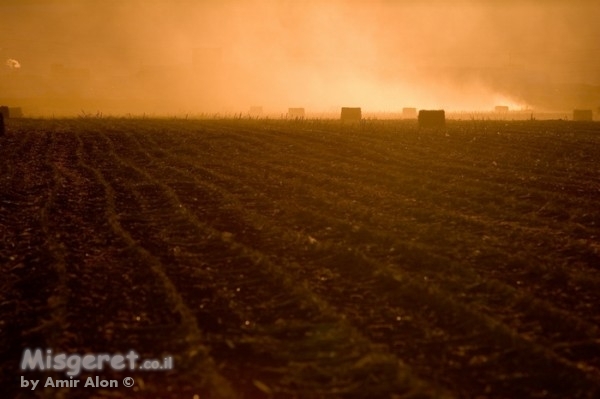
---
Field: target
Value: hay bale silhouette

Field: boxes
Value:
[573,109,593,121]
[0,106,9,119]
[402,107,417,119]
[418,110,445,128]
[8,107,23,118]
[0,113,4,136]
[341,107,361,121]
[495,105,509,113]
[288,108,305,119]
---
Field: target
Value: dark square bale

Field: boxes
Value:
[0,106,9,119]
[341,107,361,121]
[288,108,305,119]
[402,107,417,119]
[418,110,445,128]
[573,109,593,121]
[495,105,509,113]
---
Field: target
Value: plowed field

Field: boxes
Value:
[1,118,600,398]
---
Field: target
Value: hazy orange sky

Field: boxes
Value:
[1,0,599,115]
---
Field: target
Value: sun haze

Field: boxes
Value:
[1,0,598,116]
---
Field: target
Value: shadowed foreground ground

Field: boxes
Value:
[1,118,600,398]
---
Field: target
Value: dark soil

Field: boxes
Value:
[1,118,599,398]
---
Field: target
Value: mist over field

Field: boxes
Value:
[1,0,599,115]
[2,3,600,397]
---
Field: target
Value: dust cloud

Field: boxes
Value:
[1,0,598,116]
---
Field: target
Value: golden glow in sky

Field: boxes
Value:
[1,0,598,115]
